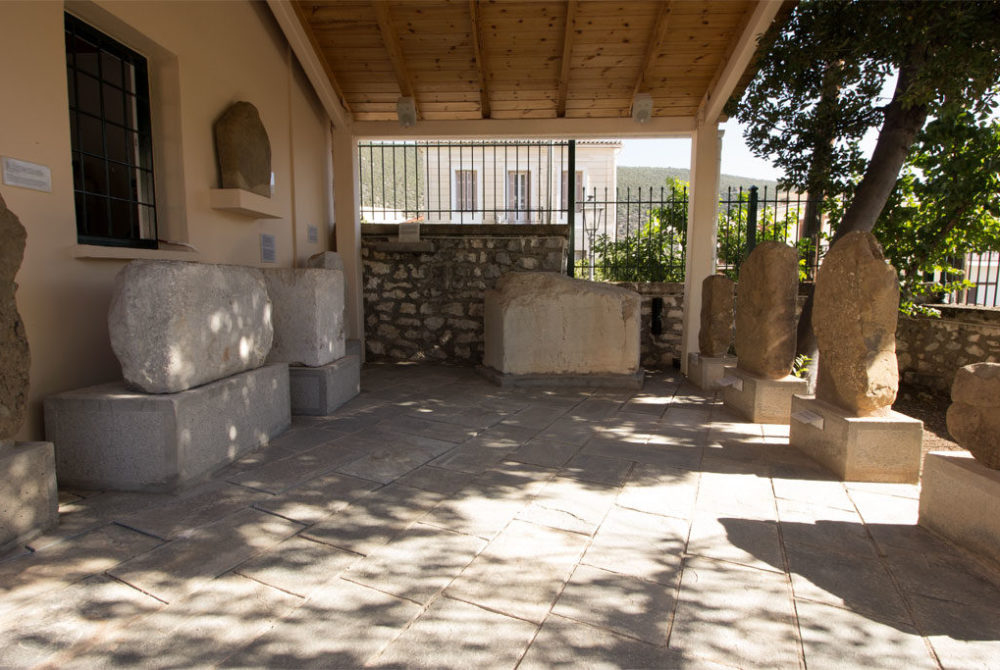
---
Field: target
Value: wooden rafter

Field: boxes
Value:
[469,0,491,119]
[555,0,578,118]
[372,0,419,115]
[290,1,353,118]
[631,0,672,100]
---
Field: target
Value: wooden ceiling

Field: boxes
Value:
[292,0,771,123]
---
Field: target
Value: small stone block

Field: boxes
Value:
[0,441,58,553]
[687,353,737,390]
[919,451,1000,569]
[289,354,361,416]
[721,366,807,424]
[789,395,923,483]
[44,364,290,492]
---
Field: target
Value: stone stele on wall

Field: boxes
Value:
[734,241,799,379]
[484,271,641,376]
[699,274,735,358]
[108,260,273,393]
[813,231,900,416]
[213,101,271,197]
[946,362,1000,469]
[0,193,29,441]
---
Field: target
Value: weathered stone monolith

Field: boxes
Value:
[813,232,899,416]
[699,274,735,357]
[947,362,1000,469]
[305,251,345,272]
[108,260,273,393]
[0,194,29,442]
[734,241,799,379]
[214,101,271,197]
[263,268,345,367]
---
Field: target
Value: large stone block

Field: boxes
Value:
[214,101,271,197]
[789,395,922,483]
[263,268,345,367]
[304,251,345,272]
[946,362,1000,469]
[0,194,29,440]
[699,274,734,357]
[44,364,290,492]
[0,441,57,553]
[687,352,736,391]
[289,354,361,415]
[919,451,1000,569]
[484,272,640,376]
[109,260,273,393]
[814,232,899,416]
[735,241,799,379]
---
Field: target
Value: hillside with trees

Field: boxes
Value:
[616,166,785,199]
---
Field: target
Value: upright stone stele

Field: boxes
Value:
[688,274,736,390]
[0,193,58,552]
[789,232,922,482]
[722,241,806,422]
[920,362,1000,568]
[214,101,271,197]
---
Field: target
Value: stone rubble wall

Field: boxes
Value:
[614,282,685,369]
[896,305,1000,393]
[361,225,567,363]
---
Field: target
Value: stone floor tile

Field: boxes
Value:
[646,422,711,448]
[885,549,1000,614]
[617,464,699,520]
[234,535,360,597]
[60,574,301,669]
[784,541,912,626]
[0,524,162,617]
[694,472,777,520]
[474,421,542,446]
[620,394,672,417]
[334,441,442,484]
[553,564,675,645]
[379,414,480,443]
[108,509,303,603]
[117,480,266,540]
[427,441,518,474]
[524,476,620,535]
[370,596,538,669]
[909,593,1000,670]
[687,512,783,573]
[423,488,529,540]
[394,464,475,495]
[535,416,601,444]
[662,405,714,425]
[499,404,573,430]
[771,475,854,511]
[847,488,921,525]
[844,480,921,500]
[268,425,346,452]
[26,490,168,550]
[670,556,801,669]
[582,438,704,471]
[344,522,486,604]
[520,614,726,670]
[776,500,878,559]
[253,471,381,525]
[582,506,688,585]
[562,452,633,486]
[0,575,162,668]
[447,520,589,624]
[227,441,365,494]
[567,397,624,421]
[406,406,508,430]
[510,437,582,468]
[314,411,384,436]
[220,578,422,669]
[795,597,937,670]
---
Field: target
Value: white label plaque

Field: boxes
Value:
[2,156,52,192]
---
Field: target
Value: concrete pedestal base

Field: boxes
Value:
[788,395,922,483]
[0,441,58,554]
[919,452,1000,568]
[721,366,807,424]
[687,353,736,391]
[478,366,644,390]
[44,364,290,492]
[289,353,361,416]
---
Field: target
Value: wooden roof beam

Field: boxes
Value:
[697,0,783,124]
[469,0,491,119]
[556,0,578,118]
[372,0,420,118]
[267,0,352,129]
[631,0,672,101]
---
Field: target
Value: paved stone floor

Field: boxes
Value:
[2,364,999,669]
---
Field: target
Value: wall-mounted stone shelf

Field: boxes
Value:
[209,188,282,219]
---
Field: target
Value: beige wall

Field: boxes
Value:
[1,0,333,440]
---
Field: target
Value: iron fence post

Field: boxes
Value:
[567,140,576,277]
[746,185,759,254]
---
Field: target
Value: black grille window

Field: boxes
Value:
[65,13,157,248]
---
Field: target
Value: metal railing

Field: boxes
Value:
[950,252,1000,307]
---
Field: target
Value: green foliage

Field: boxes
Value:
[792,354,813,379]
[616,166,783,201]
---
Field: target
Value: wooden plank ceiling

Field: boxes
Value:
[294,0,763,122]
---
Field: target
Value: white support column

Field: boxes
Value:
[680,122,723,375]
[332,128,364,348]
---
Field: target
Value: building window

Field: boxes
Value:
[561,170,584,213]
[506,170,530,223]
[65,13,157,248]
[454,169,477,211]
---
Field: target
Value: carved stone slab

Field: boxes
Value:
[214,101,271,197]
[0,194,29,440]
[734,241,799,379]
[699,274,735,357]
